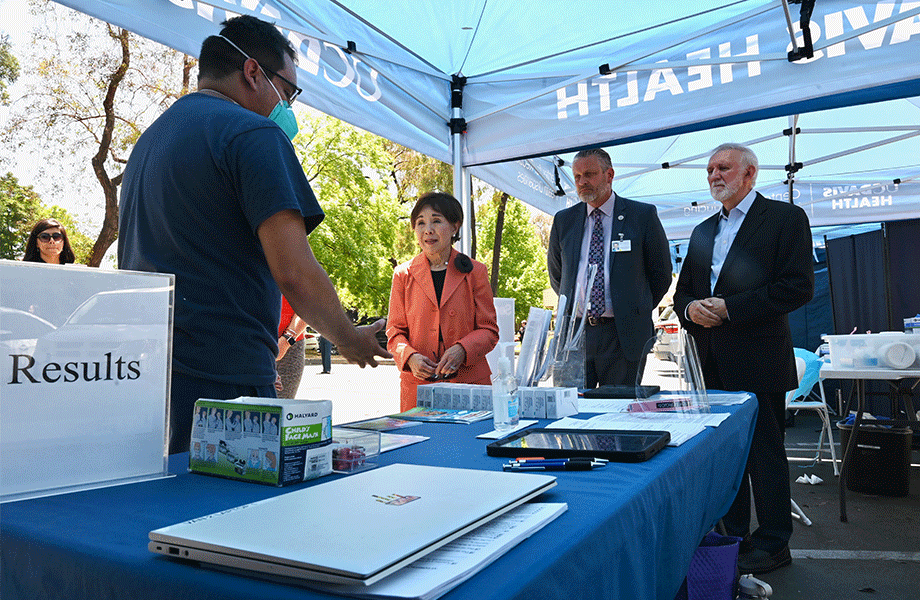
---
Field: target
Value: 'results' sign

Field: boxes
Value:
[0,260,174,502]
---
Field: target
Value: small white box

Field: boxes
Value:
[520,388,535,419]
[545,387,579,418]
[416,384,434,408]
[531,389,547,419]
[451,385,468,410]
[475,386,491,411]
[905,315,920,334]
[431,384,451,409]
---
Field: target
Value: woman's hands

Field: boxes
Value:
[407,352,438,380]
[407,344,467,381]
[435,344,467,379]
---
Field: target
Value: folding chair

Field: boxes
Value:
[786,348,839,476]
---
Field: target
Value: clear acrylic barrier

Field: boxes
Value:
[551,313,585,389]
[485,297,515,375]
[515,307,552,388]
[633,329,710,414]
[1,260,174,502]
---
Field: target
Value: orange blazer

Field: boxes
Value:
[387,248,499,411]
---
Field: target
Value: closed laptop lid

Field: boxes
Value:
[149,463,555,585]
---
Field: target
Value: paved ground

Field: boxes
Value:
[295,355,920,600]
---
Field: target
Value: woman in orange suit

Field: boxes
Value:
[387,192,499,411]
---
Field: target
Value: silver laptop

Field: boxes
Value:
[149,463,556,586]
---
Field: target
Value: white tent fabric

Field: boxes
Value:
[589,97,920,238]
[51,0,920,238]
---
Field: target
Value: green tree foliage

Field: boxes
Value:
[294,114,406,319]
[382,141,454,261]
[0,172,40,260]
[2,0,193,266]
[384,141,453,204]
[0,33,20,105]
[291,113,549,324]
[0,171,94,262]
[476,192,548,325]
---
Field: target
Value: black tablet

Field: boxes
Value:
[486,428,670,462]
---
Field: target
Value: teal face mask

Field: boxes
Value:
[217,34,299,141]
[265,82,300,141]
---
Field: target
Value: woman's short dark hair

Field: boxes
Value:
[199,15,296,81]
[410,192,464,243]
[23,217,76,264]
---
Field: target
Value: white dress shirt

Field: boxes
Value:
[710,189,757,294]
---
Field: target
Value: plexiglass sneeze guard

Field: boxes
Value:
[1,260,174,502]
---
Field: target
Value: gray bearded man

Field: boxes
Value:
[675,143,813,575]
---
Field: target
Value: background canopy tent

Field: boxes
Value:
[50,0,920,242]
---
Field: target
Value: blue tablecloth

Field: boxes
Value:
[1,397,756,600]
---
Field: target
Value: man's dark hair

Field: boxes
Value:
[199,15,296,81]
[573,148,612,170]
[411,192,464,243]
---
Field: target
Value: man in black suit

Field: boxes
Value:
[675,143,813,574]
[548,148,672,387]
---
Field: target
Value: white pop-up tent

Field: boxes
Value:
[48,0,920,241]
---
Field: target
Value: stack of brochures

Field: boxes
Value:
[390,407,492,424]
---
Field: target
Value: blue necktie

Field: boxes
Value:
[587,210,605,318]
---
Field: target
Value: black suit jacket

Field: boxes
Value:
[547,194,672,360]
[674,193,814,393]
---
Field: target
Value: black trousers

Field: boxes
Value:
[319,337,332,373]
[704,359,792,553]
[584,319,639,388]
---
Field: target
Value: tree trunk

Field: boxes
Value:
[490,192,508,295]
[469,196,477,261]
[87,27,130,267]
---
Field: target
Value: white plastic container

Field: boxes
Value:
[492,356,519,430]
[824,333,920,370]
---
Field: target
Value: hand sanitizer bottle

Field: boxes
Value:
[492,356,519,430]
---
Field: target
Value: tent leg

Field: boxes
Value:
[452,129,470,256]
[450,75,471,255]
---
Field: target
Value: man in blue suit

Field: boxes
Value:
[675,143,814,574]
[548,148,672,387]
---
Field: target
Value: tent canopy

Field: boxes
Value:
[52,1,920,238]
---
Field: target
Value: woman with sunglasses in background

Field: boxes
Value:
[22,218,76,264]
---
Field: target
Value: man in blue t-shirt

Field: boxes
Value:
[119,15,390,454]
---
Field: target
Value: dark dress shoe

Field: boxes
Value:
[738,546,792,574]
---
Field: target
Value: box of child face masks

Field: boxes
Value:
[189,397,332,486]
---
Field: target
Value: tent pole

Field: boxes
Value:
[453,128,470,255]
[787,114,800,204]
[450,76,470,254]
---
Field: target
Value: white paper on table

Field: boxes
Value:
[379,433,430,453]
[702,393,752,406]
[306,502,568,600]
[623,411,731,428]
[576,398,633,413]
[544,414,706,446]
[477,420,538,439]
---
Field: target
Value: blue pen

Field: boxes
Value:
[512,457,608,464]
[509,458,603,466]
[504,461,605,471]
